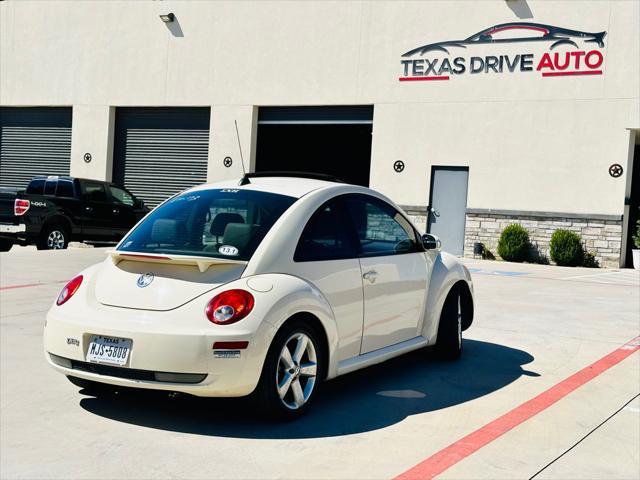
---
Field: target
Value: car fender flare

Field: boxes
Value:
[421,252,474,344]
[41,214,72,238]
[237,273,340,379]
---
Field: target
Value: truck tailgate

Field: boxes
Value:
[0,188,19,225]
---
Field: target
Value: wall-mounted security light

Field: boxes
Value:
[159,13,175,23]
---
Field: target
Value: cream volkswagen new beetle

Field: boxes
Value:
[44,173,474,418]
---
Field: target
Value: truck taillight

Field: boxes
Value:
[14,199,30,216]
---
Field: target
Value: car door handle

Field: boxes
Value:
[362,270,378,283]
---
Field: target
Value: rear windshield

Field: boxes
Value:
[26,179,45,194]
[118,189,297,261]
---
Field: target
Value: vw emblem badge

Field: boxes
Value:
[137,272,154,288]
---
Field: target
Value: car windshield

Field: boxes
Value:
[118,189,297,261]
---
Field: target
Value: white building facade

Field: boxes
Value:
[1,0,638,267]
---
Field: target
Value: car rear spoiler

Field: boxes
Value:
[107,250,248,272]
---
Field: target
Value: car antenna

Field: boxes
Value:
[235,120,250,185]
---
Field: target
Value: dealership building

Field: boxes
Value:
[1,0,638,267]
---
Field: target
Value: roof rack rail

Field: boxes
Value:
[238,171,346,186]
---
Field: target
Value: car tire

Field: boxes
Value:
[433,285,463,361]
[0,239,12,252]
[252,321,325,420]
[37,224,69,250]
[66,376,118,396]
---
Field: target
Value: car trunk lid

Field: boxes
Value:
[94,251,247,311]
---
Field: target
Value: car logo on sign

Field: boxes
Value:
[137,273,154,288]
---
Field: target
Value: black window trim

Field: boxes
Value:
[293,197,360,263]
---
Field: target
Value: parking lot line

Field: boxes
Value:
[0,280,66,291]
[0,282,47,291]
[560,271,627,280]
[395,336,640,480]
[468,268,530,277]
[560,270,640,287]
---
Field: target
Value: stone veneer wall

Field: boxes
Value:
[402,206,428,234]
[400,206,623,268]
[464,211,623,268]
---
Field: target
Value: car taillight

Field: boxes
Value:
[14,199,30,216]
[205,289,254,325]
[56,275,83,306]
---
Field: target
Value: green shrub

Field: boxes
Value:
[497,224,530,262]
[550,229,584,266]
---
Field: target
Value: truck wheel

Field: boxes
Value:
[0,239,13,252]
[37,225,69,250]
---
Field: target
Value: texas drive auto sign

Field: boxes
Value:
[399,22,606,81]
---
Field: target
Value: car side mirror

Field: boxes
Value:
[422,233,441,251]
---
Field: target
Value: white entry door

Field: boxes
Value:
[428,167,469,256]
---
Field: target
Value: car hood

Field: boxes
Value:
[94,254,246,311]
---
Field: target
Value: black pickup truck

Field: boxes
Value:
[0,176,149,251]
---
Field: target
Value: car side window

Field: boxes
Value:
[294,200,357,262]
[343,195,419,257]
[109,186,135,206]
[56,180,75,198]
[83,182,107,202]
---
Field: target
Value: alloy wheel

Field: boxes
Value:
[276,332,318,410]
[47,230,65,249]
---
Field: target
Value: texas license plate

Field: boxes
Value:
[86,335,132,366]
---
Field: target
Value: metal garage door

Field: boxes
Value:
[113,107,210,207]
[256,106,373,187]
[0,107,72,189]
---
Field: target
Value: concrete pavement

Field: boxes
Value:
[1,247,638,479]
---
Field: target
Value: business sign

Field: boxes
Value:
[400,22,606,81]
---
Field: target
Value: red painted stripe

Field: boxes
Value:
[396,336,640,480]
[399,76,450,82]
[0,283,46,291]
[542,70,603,77]
[0,280,66,291]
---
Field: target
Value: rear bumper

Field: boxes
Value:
[44,306,277,397]
[50,353,207,382]
[0,223,28,244]
[0,224,24,234]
